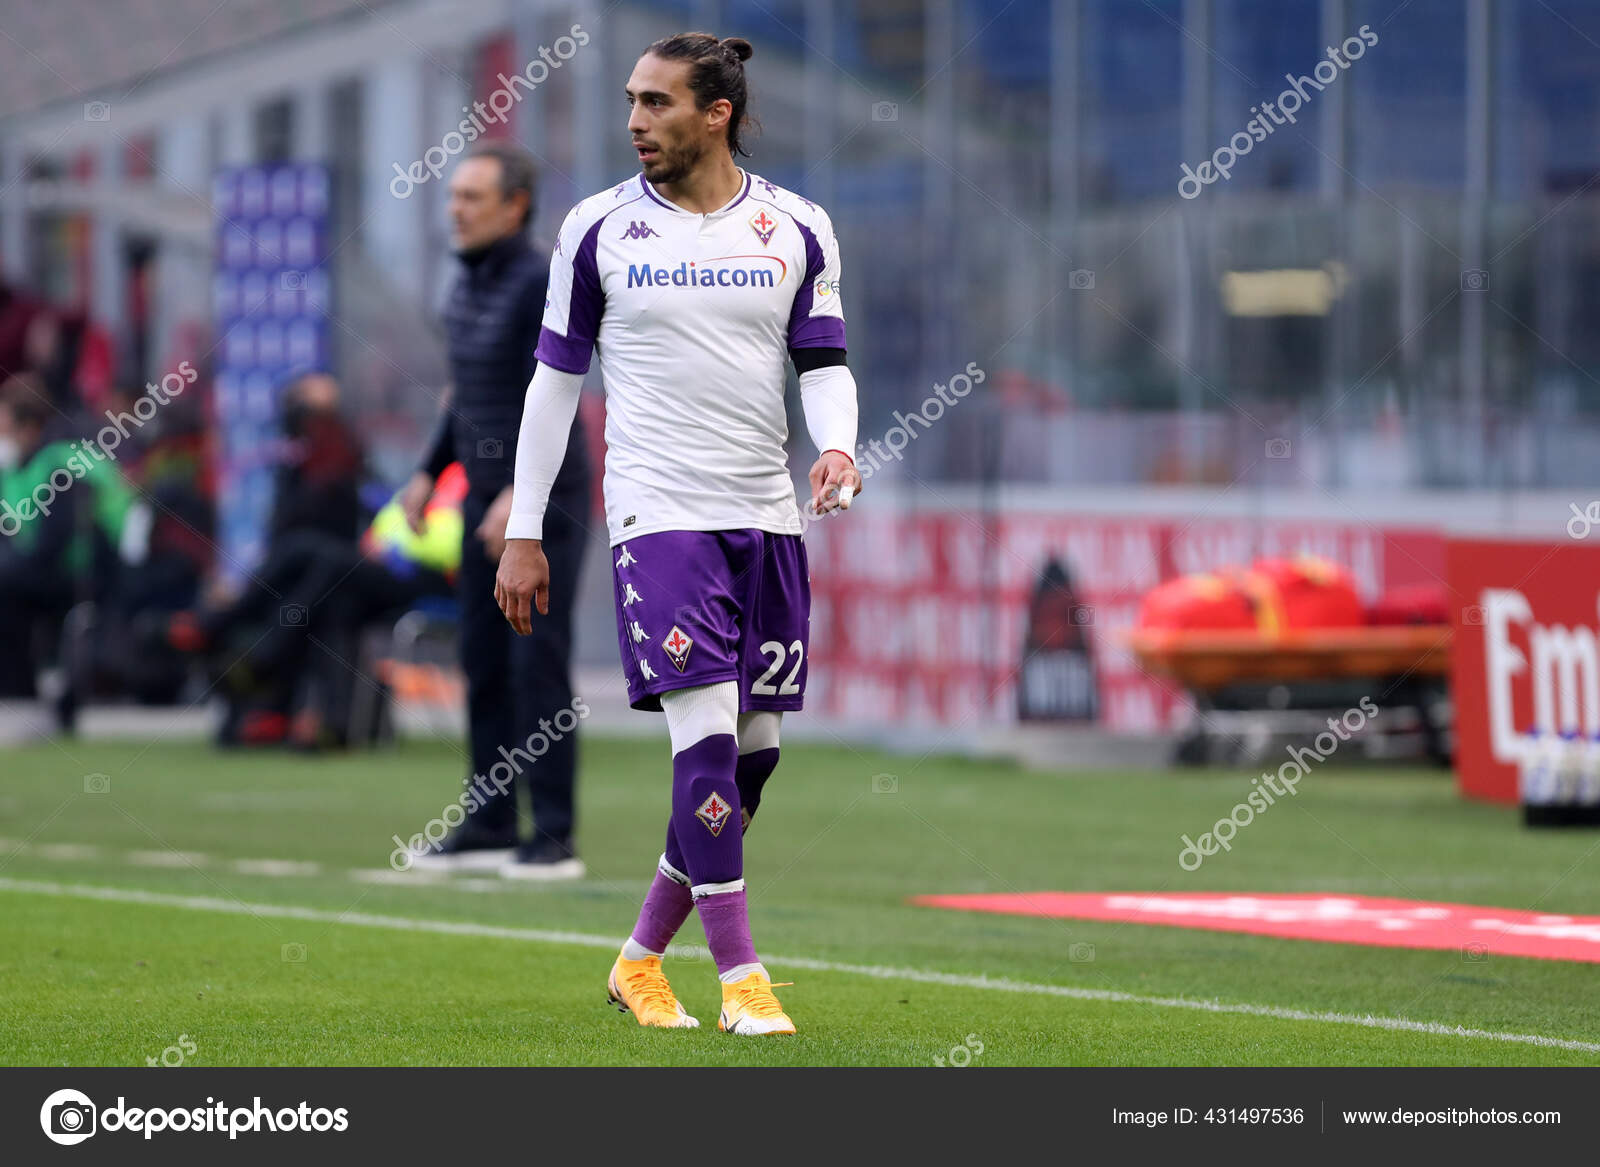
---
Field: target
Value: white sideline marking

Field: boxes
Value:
[233,859,323,877]
[2,876,1598,1055]
[349,869,450,887]
[127,850,209,868]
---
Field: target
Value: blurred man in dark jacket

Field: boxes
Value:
[397,142,592,878]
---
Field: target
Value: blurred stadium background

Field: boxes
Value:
[0,0,1597,763]
[9,0,1600,1071]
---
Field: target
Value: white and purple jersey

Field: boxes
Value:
[535,169,846,547]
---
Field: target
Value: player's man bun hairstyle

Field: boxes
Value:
[645,31,761,158]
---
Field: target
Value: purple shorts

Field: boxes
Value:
[611,528,810,713]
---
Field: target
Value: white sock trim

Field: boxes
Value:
[719,961,767,985]
[657,854,690,887]
[736,710,782,754]
[661,681,739,754]
[691,877,746,899]
[621,937,661,961]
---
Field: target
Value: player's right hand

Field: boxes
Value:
[398,471,434,535]
[495,538,549,634]
[808,450,861,516]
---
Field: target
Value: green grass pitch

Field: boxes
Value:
[1,734,1598,1066]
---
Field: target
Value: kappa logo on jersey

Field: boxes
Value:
[749,209,778,246]
[619,220,660,241]
[639,658,658,681]
[621,582,644,605]
[695,791,734,836]
[663,624,694,672]
[630,620,650,644]
[612,179,632,198]
[616,546,637,568]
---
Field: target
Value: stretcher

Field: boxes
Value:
[1125,625,1452,691]
[1123,624,1454,766]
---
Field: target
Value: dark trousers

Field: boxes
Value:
[0,567,72,697]
[458,483,588,842]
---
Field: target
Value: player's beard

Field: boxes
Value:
[642,136,706,187]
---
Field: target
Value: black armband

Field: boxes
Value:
[789,346,848,375]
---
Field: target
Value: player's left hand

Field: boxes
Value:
[476,485,514,561]
[808,450,861,516]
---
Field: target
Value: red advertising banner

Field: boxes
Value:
[1449,538,1600,803]
[915,891,1600,964]
[804,505,1444,734]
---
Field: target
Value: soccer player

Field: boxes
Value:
[495,32,861,1035]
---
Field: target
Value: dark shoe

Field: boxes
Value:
[406,823,519,872]
[499,836,585,882]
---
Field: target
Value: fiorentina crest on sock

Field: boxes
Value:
[695,792,734,836]
[663,625,694,672]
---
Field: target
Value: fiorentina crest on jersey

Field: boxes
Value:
[749,209,778,246]
[695,791,734,836]
[663,624,694,672]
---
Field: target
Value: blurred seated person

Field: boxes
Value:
[168,376,461,749]
[270,371,366,545]
[0,376,145,698]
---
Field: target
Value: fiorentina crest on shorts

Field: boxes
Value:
[749,209,778,246]
[663,625,694,672]
[695,791,734,836]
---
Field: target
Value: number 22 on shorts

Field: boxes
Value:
[752,639,803,695]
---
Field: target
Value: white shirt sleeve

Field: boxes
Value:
[798,363,858,460]
[535,203,605,374]
[505,363,586,541]
[787,206,846,349]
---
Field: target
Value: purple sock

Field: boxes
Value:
[668,733,759,972]
[735,747,780,826]
[629,866,693,955]
[662,745,781,872]
[696,887,759,974]
[670,733,742,885]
